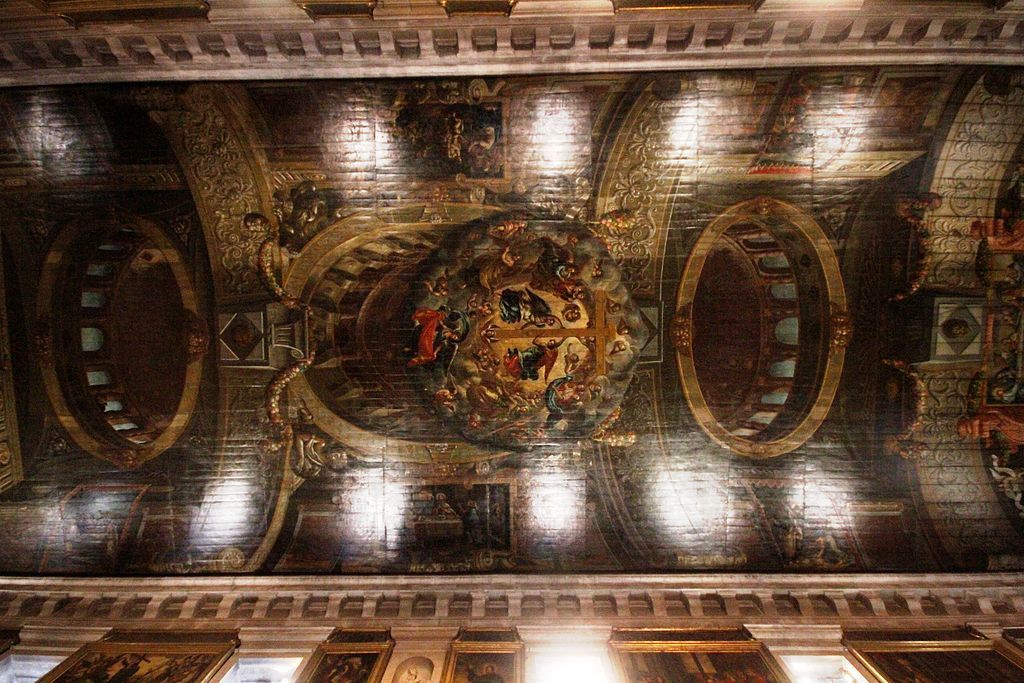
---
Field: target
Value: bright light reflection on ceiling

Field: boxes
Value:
[782,655,869,683]
[233,657,304,683]
[191,476,257,549]
[651,467,728,540]
[812,102,871,165]
[530,649,616,683]
[530,94,580,173]
[669,98,700,157]
[6,655,64,683]
[340,474,407,549]
[529,473,584,538]
[791,479,846,527]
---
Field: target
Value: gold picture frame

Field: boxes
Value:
[294,629,395,683]
[610,628,791,683]
[440,629,524,683]
[28,1,209,25]
[294,1,377,19]
[37,630,238,683]
[844,628,1024,683]
[437,0,517,17]
[1003,627,1024,650]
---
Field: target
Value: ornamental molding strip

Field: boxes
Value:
[0,2,1021,85]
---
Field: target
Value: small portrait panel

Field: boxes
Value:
[390,656,435,683]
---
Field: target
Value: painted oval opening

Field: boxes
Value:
[676,198,848,458]
[38,217,206,467]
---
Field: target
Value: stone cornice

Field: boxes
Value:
[1,573,1023,636]
[0,4,1022,86]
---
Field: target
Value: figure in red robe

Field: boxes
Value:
[957,408,1024,447]
[407,307,469,369]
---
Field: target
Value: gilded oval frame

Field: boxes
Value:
[674,196,848,458]
[37,214,205,468]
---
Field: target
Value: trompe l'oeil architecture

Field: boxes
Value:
[2,2,1024,682]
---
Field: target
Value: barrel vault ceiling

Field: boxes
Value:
[0,60,1022,577]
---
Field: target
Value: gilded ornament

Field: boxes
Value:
[252,212,306,312]
[830,307,853,350]
[153,86,270,299]
[272,180,341,252]
[669,307,692,351]
[34,323,52,363]
[185,315,210,362]
[591,407,637,447]
[215,547,246,571]
[882,359,928,460]
[596,91,674,296]
[891,193,942,301]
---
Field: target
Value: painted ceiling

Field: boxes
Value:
[0,67,1022,576]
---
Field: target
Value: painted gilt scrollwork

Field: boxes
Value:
[594,86,677,297]
[924,72,1024,291]
[150,86,274,300]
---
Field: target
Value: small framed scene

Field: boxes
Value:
[37,630,239,683]
[610,628,790,683]
[294,629,394,683]
[844,628,1024,683]
[440,629,524,683]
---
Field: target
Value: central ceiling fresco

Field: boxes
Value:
[0,67,1023,575]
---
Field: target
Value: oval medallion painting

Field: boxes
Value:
[408,217,648,449]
